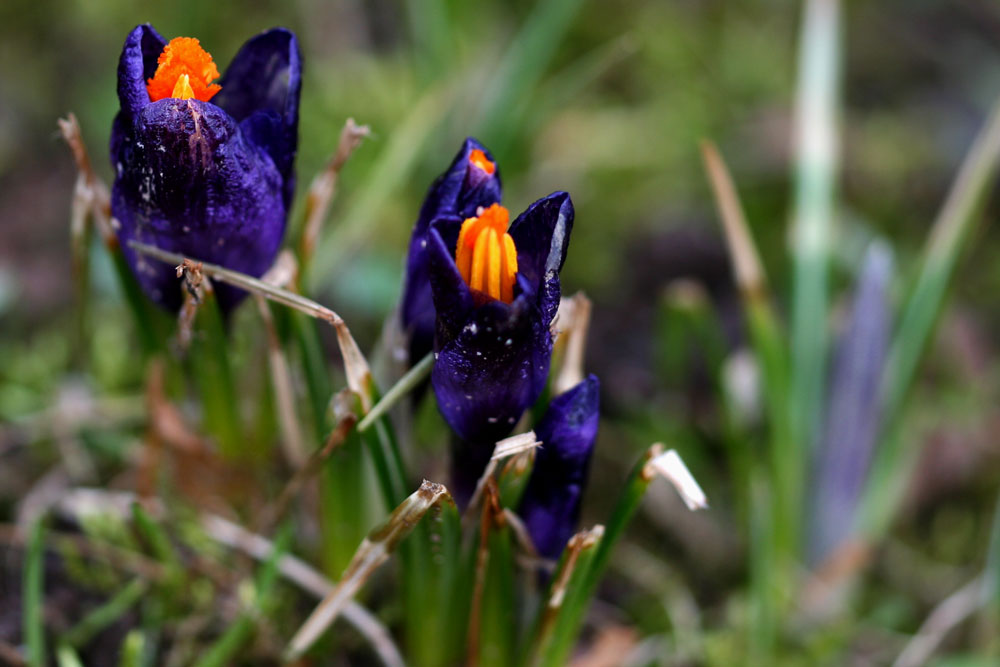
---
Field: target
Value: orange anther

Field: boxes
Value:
[455,204,517,303]
[469,148,496,175]
[147,37,222,103]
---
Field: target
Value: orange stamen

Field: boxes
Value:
[469,149,495,175]
[171,74,196,100]
[455,203,518,303]
[147,37,222,103]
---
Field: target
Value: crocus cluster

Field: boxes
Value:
[110,28,601,557]
[112,24,301,311]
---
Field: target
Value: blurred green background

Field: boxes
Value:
[3,0,1000,663]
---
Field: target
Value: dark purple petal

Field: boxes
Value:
[430,288,551,444]
[425,223,475,337]
[401,138,502,363]
[519,375,601,559]
[116,24,167,118]
[213,28,302,207]
[807,243,893,567]
[111,99,286,311]
[416,138,502,234]
[508,192,574,298]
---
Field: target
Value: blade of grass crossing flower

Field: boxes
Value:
[788,0,841,550]
[24,518,46,667]
[356,352,434,433]
[128,239,413,508]
[861,94,1000,539]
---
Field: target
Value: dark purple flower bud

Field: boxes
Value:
[807,243,893,567]
[519,375,600,559]
[110,24,301,312]
[428,192,574,444]
[401,138,502,364]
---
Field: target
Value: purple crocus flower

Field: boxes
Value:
[111,24,301,312]
[519,375,600,559]
[425,190,574,501]
[807,243,892,567]
[401,138,502,364]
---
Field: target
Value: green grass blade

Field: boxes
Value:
[109,248,170,357]
[527,527,604,667]
[61,578,147,648]
[986,492,1000,616]
[405,0,454,80]
[189,290,242,458]
[748,469,776,662]
[528,447,659,665]
[193,525,290,667]
[476,0,586,155]
[117,631,145,667]
[23,518,46,667]
[861,94,1000,538]
[788,0,841,507]
[701,142,793,574]
[292,311,333,437]
[56,645,84,667]
[307,84,452,291]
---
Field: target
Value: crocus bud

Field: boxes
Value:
[401,138,502,363]
[519,375,600,559]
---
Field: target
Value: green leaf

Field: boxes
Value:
[23,518,46,667]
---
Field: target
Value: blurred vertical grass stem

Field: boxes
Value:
[789,0,841,552]
[475,0,586,156]
[862,93,1000,537]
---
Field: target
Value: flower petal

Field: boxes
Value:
[508,191,574,296]
[112,99,286,311]
[213,28,302,206]
[402,138,503,363]
[116,24,167,118]
[416,138,503,235]
[431,272,551,445]
[425,222,475,337]
[519,375,600,559]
